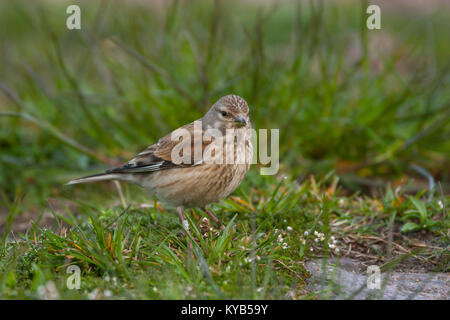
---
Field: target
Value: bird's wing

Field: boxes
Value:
[106,122,210,174]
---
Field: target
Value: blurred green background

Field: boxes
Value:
[1,0,449,205]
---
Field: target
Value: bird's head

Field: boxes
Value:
[203,94,250,131]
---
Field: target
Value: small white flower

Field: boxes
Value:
[257,287,264,293]
[330,236,335,242]
[277,234,284,243]
[304,231,309,236]
[104,290,112,297]
[339,199,345,207]
[314,231,319,236]
[438,200,444,210]
[301,239,306,245]
[282,243,289,249]
[287,226,293,232]
[329,244,335,249]
[314,238,319,243]
[153,287,158,292]
[310,247,314,252]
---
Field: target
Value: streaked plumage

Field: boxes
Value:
[67,94,252,230]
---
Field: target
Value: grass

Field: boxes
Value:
[0,172,448,299]
[0,0,449,299]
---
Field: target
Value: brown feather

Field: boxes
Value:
[67,94,253,209]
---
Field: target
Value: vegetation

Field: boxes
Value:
[0,0,448,299]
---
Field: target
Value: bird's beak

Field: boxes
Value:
[234,115,247,127]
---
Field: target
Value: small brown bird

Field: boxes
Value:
[67,94,252,232]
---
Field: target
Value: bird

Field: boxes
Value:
[66,94,253,234]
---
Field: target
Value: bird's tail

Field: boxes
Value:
[65,172,123,186]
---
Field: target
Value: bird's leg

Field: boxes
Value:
[202,207,226,231]
[177,206,193,253]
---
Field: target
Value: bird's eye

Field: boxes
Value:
[221,111,228,117]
